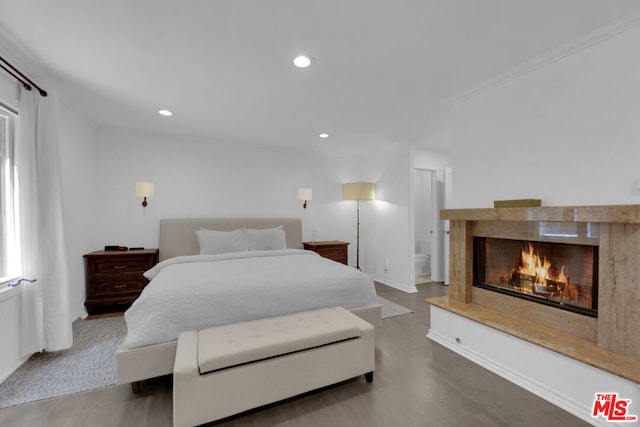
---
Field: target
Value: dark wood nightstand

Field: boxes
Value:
[83,248,159,314]
[303,241,349,265]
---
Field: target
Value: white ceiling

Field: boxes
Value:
[1,0,640,154]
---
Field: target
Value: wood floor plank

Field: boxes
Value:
[0,282,589,426]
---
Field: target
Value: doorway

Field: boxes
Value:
[414,169,433,285]
[414,169,446,284]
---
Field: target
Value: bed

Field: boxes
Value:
[116,218,381,388]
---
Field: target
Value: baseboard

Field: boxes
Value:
[372,276,418,293]
[427,307,639,427]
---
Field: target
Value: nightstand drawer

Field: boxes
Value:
[303,241,349,265]
[83,248,159,314]
[316,248,347,263]
[92,278,148,295]
[92,257,149,275]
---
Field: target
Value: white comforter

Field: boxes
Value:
[124,249,378,348]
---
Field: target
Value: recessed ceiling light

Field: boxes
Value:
[158,109,173,116]
[319,133,329,138]
[293,55,312,68]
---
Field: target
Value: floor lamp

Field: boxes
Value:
[342,182,376,270]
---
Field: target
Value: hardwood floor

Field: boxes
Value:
[0,282,589,427]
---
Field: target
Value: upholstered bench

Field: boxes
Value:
[173,306,375,427]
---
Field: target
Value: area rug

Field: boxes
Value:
[0,316,126,408]
[378,296,414,319]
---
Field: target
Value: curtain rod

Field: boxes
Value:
[0,55,47,97]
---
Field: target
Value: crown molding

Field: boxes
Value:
[444,9,640,106]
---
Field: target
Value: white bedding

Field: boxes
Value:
[124,249,378,349]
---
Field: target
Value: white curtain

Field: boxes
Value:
[15,87,72,356]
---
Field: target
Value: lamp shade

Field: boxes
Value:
[135,181,154,198]
[298,188,312,201]
[342,182,375,201]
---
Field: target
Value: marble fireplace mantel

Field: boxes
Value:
[427,204,640,384]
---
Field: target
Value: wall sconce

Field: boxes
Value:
[135,181,154,207]
[298,188,312,209]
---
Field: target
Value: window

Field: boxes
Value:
[0,105,19,283]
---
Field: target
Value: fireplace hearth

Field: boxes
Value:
[473,237,598,317]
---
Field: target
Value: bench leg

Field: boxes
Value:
[131,381,141,393]
[365,372,374,383]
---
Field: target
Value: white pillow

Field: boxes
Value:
[247,226,287,250]
[196,227,249,255]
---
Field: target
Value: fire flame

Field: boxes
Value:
[516,243,566,286]
[506,242,586,305]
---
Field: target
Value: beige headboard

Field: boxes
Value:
[158,218,303,261]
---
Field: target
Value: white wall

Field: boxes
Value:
[354,144,451,293]
[58,104,99,320]
[451,24,640,208]
[414,150,452,174]
[91,134,423,295]
[93,131,439,294]
[93,128,362,261]
[439,19,640,423]
[362,144,416,292]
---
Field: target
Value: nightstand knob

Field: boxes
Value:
[114,265,128,270]
[114,284,128,289]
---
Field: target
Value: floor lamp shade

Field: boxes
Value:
[342,182,375,270]
[342,182,375,201]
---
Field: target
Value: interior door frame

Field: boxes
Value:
[414,168,444,282]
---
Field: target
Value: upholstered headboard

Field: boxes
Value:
[158,218,303,261]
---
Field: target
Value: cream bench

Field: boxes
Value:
[173,306,375,427]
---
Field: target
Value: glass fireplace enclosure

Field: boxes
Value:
[473,237,598,317]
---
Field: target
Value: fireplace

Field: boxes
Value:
[430,204,640,382]
[473,237,598,317]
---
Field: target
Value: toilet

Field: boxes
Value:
[415,238,431,275]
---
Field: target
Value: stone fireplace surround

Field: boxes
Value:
[427,205,640,385]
